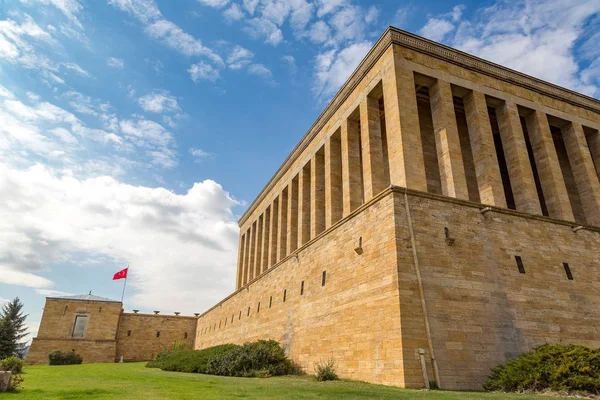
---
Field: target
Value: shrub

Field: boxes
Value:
[0,356,24,374]
[48,350,83,365]
[315,358,338,381]
[147,344,237,373]
[148,340,292,378]
[206,340,292,377]
[485,343,600,394]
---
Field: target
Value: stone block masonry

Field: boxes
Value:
[214,27,600,390]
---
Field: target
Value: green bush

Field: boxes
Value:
[485,343,600,394]
[48,350,83,365]
[148,340,292,378]
[0,356,24,374]
[206,340,292,377]
[315,358,338,381]
[147,344,237,373]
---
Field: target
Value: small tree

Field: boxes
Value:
[0,298,28,359]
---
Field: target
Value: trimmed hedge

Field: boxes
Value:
[146,344,237,373]
[147,340,292,377]
[485,343,600,394]
[48,350,83,365]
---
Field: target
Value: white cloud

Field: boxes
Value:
[119,118,177,168]
[109,0,223,66]
[282,55,297,75]
[18,0,83,29]
[419,18,455,42]
[328,5,368,45]
[0,85,15,99]
[313,41,371,100]
[316,0,348,18]
[0,163,240,313]
[145,20,224,65]
[392,6,413,28]
[449,0,600,97]
[189,61,220,82]
[227,45,254,69]
[364,5,379,24]
[308,20,330,43]
[61,61,90,77]
[107,57,125,69]
[248,63,272,78]
[108,0,162,23]
[36,289,73,297]
[189,147,213,161]
[197,0,230,8]
[138,90,180,113]
[223,3,244,21]
[243,0,260,15]
[245,18,283,46]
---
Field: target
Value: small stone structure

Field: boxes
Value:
[26,294,197,364]
[0,371,11,392]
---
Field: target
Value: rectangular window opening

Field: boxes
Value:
[269,296,272,308]
[247,307,250,316]
[72,315,88,338]
[563,262,574,280]
[283,289,287,302]
[515,255,525,274]
[300,280,305,295]
[156,331,161,338]
[322,270,327,286]
[257,302,260,313]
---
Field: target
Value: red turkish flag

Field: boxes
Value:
[113,267,128,280]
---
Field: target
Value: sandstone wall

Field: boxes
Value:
[27,298,122,364]
[196,193,406,386]
[116,314,197,361]
[398,191,600,390]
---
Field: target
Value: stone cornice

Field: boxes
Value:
[239,27,600,227]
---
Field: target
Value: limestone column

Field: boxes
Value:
[429,79,469,200]
[325,130,343,228]
[496,102,542,214]
[463,91,507,207]
[299,164,311,246]
[261,208,270,274]
[243,227,251,286]
[236,233,245,289]
[525,111,574,221]
[360,95,386,200]
[269,198,279,267]
[278,188,288,260]
[587,128,600,181]
[341,116,363,215]
[311,151,326,237]
[287,178,299,254]
[563,122,600,226]
[382,51,427,191]
[247,223,256,283]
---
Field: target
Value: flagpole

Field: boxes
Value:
[120,264,129,304]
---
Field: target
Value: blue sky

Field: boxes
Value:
[0,0,598,341]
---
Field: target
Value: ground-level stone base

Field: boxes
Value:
[196,188,600,390]
[26,338,117,365]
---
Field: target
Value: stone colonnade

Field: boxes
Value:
[235,59,600,289]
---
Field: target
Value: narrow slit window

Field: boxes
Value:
[515,256,525,274]
[219,321,221,328]
[283,289,287,302]
[247,307,250,316]
[269,296,272,308]
[563,263,574,280]
[156,331,161,338]
[257,302,261,313]
[322,270,327,286]
[300,281,305,295]
[239,311,241,320]
[184,332,188,339]
[231,314,234,323]
[127,330,131,337]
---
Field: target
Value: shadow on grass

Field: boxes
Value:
[8,388,112,398]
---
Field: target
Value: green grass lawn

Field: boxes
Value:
[6,362,567,399]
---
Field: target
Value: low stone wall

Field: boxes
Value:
[26,338,116,365]
[0,372,11,392]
